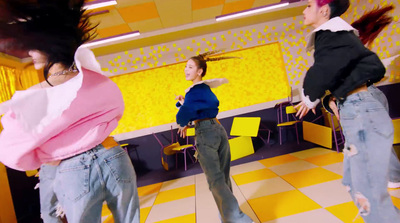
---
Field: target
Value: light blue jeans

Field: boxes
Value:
[39,145,140,223]
[339,91,400,222]
[195,119,253,223]
[368,85,400,183]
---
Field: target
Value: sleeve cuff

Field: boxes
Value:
[322,94,334,114]
[301,89,320,109]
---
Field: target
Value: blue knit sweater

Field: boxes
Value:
[176,83,219,127]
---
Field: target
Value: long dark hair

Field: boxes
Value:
[0,0,97,82]
[189,50,240,77]
[318,0,394,46]
[351,5,394,47]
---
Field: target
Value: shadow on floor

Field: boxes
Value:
[135,139,329,187]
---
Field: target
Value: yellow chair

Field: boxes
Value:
[229,136,254,161]
[303,121,332,149]
[230,117,272,144]
[153,126,196,171]
[228,117,262,161]
[276,105,301,145]
[174,127,197,170]
[393,118,400,144]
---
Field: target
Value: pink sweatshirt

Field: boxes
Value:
[0,47,124,171]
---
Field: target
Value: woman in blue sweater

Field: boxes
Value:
[175,52,253,223]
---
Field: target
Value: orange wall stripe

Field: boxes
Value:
[118,2,159,23]
[192,0,224,10]
[222,0,255,15]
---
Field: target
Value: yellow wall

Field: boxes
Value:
[0,164,16,223]
[0,56,37,223]
[97,0,400,136]
[111,42,289,134]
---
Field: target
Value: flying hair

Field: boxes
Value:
[197,49,241,61]
[0,0,97,84]
[351,5,394,47]
[191,50,241,77]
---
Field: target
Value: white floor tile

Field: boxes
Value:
[263,209,342,223]
[159,175,195,192]
[230,161,268,175]
[322,163,344,176]
[238,177,295,200]
[139,193,158,208]
[269,160,318,176]
[145,196,195,223]
[298,179,352,208]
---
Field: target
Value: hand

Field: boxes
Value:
[295,101,316,119]
[328,97,340,120]
[175,94,185,105]
[177,126,188,138]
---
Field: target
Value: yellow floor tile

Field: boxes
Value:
[258,154,299,168]
[281,167,342,188]
[153,184,195,205]
[305,152,344,166]
[101,203,112,217]
[154,213,196,223]
[325,201,365,223]
[247,189,321,222]
[389,188,400,198]
[140,207,152,223]
[290,147,334,159]
[145,197,195,222]
[392,196,400,209]
[138,182,163,197]
[232,168,277,186]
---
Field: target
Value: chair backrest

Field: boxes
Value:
[186,128,195,137]
[285,105,297,114]
[230,117,261,137]
[277,105,299,124]
[184,127,196,145]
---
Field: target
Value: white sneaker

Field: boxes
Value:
[388,181,400,189]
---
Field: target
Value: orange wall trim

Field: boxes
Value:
[0,163,17,223]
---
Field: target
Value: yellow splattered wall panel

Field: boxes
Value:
[110,42,288,134]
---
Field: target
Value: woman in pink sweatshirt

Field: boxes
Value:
[0,0,139,222]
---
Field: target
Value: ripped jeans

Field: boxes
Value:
[39,145,140,223]
[339,91,400,222]
[367,85,400,183]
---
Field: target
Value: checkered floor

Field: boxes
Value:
[101,147,400,223]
